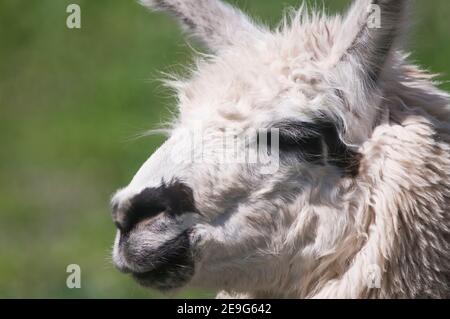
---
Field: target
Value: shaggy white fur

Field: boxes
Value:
[111,0,450,298]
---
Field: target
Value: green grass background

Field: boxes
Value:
[0,0,449,298]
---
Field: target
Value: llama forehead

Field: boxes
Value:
[173,16,344,129]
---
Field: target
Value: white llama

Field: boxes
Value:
[111,0,450,298]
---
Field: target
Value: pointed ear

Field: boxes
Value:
[140,0,262,52]
[331,0,409,83]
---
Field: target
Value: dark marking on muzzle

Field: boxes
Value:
[113,180,197,233]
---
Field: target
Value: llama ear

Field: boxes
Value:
[331,0,409,83]
[140,0,262,52]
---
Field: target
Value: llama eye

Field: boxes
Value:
[265,120,361,176]
[282,133,323,163]
[268,121,324,163]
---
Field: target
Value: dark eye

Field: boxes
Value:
[258,121,324,163]
[260,119,361,177]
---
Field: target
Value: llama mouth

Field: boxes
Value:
[127,230,195,291]
[131,261,194,291]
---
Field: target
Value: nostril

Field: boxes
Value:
[114,220,124,232]
[113,212,135,234]
[111,204,129,233]
[111,202,119,219]
[112,199,166,234]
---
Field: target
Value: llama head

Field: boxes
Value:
[111,0,409,295]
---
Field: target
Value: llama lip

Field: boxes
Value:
[131,261,194,291]
[126,230,195,290]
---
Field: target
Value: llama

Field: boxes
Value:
[111,0,450,298]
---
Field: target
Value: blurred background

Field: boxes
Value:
[0,0,449,298]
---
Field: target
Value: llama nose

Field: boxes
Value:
[111,181,197,233]
[112,188,168,233]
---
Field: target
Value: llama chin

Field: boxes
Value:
[111,0,450,299]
